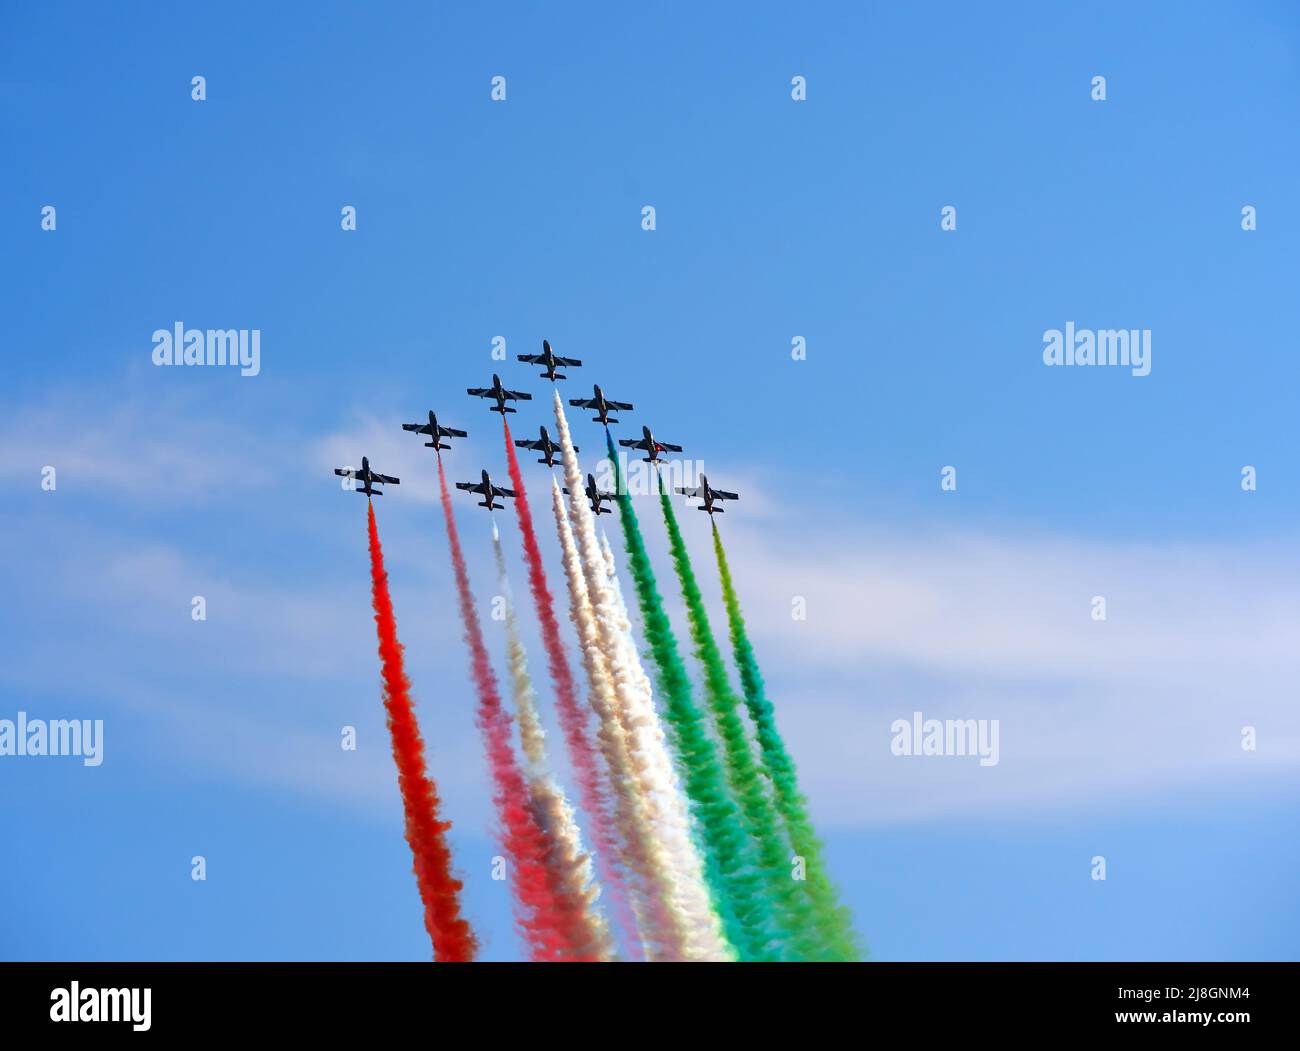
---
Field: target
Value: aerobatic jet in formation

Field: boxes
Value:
[563,472,616,515]
[334,457,399,497]
[401,410,467,450]
[518,339,582,382]
[568,384,634,425]
[456,469,517,511]
[468,374,532,414]
[675,475,739,515]
[618,425,683,464]
[514,425,574,468]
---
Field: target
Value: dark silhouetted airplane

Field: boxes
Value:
[515,425,574,467]
[468,374,532,414]
[456,469,517,511]
[518,339,581,382]
[675,475,739,515]
[618,425,683,463]
[401,410,467,450]
[563,472,616,515]
[334,456,399,497]
[568,384,633,425]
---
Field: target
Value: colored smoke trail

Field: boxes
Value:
[550,477,683,961]
[712,523,861,961]
[500,419,641,958]
[601,430,772,961]
[554,393,733,961]
[490,524,616,961]
[597,531,645,674]
[365,501,477,962]
[434,454,587,961]
[657,480,821,959]
[595,530,661,772]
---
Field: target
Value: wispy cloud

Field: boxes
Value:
[692,509,1300,824]
[4,382,1298,831]
[0,388,282,502]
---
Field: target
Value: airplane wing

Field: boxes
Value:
[492,485,517,498]
[606,399,634,411]
[373,473,400,485]
[466,387,491,397]
[714,489,739,501]
[675,486,703,498]
[657,442,684,453]
[568,397,597,409]
[442,426,468,438]
[618,437,649,449]
[456,481,487,494]
[333,468,356,477]
[515,439,542,450]
[401,422,430,434]
[556,355,583,366]
[515,354,545,364]
[504,389,533,401]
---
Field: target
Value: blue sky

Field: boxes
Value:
[2,1,1298,961]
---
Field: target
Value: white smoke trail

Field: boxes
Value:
[598,530,656,704]
[598,530,619,582]
[550,477,684,960]
[491,524,615,961]
[552,391,734,961]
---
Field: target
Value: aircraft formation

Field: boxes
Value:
[335,338,856,964]
[332,339,740,516]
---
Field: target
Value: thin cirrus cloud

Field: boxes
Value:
[3,384,1297,829]
[703,516,1300,824]
[0,395,278,501]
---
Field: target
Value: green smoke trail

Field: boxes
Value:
[657,477,823,960]
[712,522,861,961]
[604,432,778,961]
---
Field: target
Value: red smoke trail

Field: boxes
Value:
[501,418,643,958]
[366,501,477,962]
[434,454,588,961]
